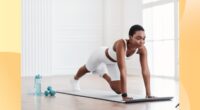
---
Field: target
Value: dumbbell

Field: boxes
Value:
[44,86,56,96]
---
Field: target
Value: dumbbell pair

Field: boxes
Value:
[44,86,56,96]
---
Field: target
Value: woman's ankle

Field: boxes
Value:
[74,76,79,80]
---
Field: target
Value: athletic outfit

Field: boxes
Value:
[85,39,139,81]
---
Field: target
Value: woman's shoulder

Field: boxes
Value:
[115,38,127,45]
[113,38,127,51]
[137,46,147,55]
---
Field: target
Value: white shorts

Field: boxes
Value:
[85,47,120,81]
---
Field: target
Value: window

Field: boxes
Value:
[142,0,178,78]
[143,0,164,4]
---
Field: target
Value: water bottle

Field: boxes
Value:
[34,74,42,96]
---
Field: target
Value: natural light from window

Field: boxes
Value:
[142,1,177,78]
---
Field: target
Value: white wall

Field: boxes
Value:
[22,0,143,76]
[102,0,123,47]
[123,0,143,75]
[22,0,52,76]
[51,0,104,75]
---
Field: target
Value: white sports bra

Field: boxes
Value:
[108,39,138,61]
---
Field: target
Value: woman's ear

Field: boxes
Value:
[129,35,133,38]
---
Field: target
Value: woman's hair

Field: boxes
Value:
[129,24,144,37]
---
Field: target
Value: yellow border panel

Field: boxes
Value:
[0,53,21,110]
[180,0,200,110]
[0,0,21,110]
[0,0,21,53]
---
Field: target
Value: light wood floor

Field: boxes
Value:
[21,75,179,110]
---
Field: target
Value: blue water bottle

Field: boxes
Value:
[34,74,42,96]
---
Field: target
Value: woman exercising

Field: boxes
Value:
[71,24,153,101]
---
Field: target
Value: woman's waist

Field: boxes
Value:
[106,48,117,62]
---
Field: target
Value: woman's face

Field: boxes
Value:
[129,31,146,48]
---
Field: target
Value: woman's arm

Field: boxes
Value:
[138,46,151,97]
[115,40,127,94]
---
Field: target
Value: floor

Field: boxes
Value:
[21,75,179,110]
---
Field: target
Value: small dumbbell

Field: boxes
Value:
[44,90,50,96]
[44,86,56,96]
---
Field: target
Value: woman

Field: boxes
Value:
[71,24,153,101]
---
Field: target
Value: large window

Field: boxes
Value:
[142,0,179,78]
[143,0,166,4]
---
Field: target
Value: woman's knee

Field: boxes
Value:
[82,65,90,73]
[110,81,121,94]
[111,86,121,94]
[114,89,121,94]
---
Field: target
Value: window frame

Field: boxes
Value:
[142,0,179,80]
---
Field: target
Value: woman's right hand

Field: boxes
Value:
[122,96,133,101]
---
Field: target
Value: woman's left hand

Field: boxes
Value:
[146,95,156,98]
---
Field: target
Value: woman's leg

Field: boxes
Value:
[72,48,102,91]
[74,65,90,80]
[102,74,121,94]
[71,65,90,91]
[102,74,111,84]
[110,80,121,94]
[105,64,121,94]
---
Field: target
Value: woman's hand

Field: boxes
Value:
[122,96,133,101]
[146,95,156,98]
